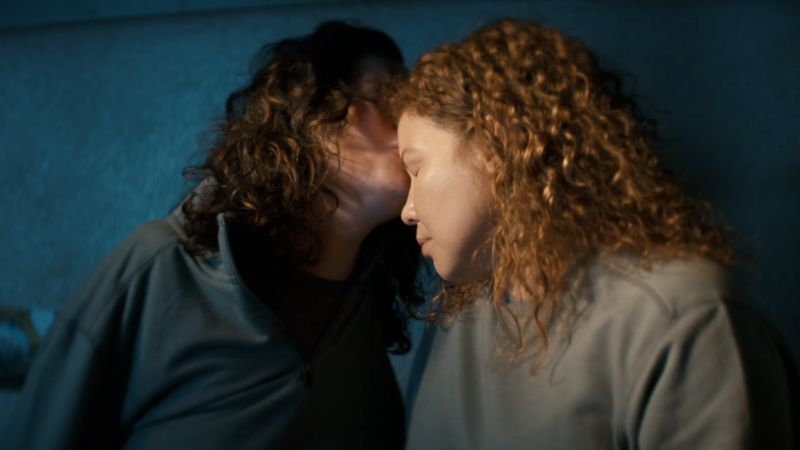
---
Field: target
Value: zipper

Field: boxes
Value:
[234,283,311,386]
[300,362,312,386]
[240,288,312,386]
[219,219,312,387]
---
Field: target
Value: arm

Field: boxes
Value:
[0,312,129,450]
[625,301,796,450]
[0,224,170,449]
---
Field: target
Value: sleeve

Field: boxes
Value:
[0,313,129,450]
[624,301,796,450]
[0,222,180,449]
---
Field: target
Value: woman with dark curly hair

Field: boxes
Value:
[390,19,798,449]
[1,21,421,449]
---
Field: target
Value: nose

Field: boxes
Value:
[401,195,418,226]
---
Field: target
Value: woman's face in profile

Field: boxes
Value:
[397,113,495,283]
[329,56,410,226]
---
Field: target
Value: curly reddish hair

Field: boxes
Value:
[389,19,734,362]
[182,21,423,354]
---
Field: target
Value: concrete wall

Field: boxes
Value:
[0,0,392,29]
[1,0,798,424]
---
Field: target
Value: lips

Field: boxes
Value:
[416,237,432,257]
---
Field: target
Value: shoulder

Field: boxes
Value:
[572,254,782,378]
[90,218,189,287]
[578,253,792,387]
[57,218,194,338]
[587,254,757,322]
[117,218,186,260]
[580,255,798,447]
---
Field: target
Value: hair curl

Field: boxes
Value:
[182,21,423,354]
[389,19,734,362]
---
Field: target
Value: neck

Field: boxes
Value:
[301,207,377,281]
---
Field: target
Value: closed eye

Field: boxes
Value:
[400,155,418,177]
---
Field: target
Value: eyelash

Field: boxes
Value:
[401,157,417,177]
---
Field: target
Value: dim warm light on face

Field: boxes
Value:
[398,112,494,283]
[328,57,410,229]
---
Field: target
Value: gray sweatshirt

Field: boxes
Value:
[0,211,405,449]
[405,256,798,449]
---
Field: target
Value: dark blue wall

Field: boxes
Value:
[0,0,394,29]
[1,0,798,417]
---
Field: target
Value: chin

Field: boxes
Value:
[434,260,491,285]
[433,263,468,284]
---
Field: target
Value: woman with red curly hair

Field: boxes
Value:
[391,19,798,449]
[2,21,420,449]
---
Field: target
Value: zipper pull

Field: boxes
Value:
[300,362,312,386]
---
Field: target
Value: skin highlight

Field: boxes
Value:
[398,112,494,284]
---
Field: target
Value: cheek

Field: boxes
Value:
[416,171,464,240]
[420,168,472,219]
[418,168,494,281]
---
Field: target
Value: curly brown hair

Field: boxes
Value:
[182,21,423,354]
[389,19,734,362]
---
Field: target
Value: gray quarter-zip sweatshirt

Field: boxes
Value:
[1,210,405,449]
[405,256,799,449]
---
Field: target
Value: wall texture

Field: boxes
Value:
[1,0,798,423]
[0,0,392,29]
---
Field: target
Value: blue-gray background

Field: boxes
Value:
[1,0,798,422]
